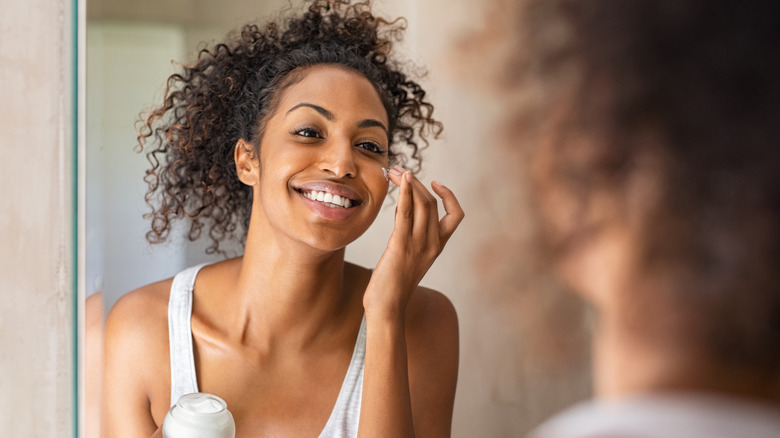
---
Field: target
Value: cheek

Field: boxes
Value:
[258,145,306,183]
[254,162,296,213]
[364,163,390,202]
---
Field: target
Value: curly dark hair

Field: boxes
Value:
[136,0,442,255]
[507,0,780,372]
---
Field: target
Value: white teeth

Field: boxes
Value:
[302,190,353,208]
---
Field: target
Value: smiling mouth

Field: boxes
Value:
[296,189,359,209]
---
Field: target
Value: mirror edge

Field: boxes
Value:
[76,0,86,436]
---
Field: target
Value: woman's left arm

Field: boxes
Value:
[359,167,464,438]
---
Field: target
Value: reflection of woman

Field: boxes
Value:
[495,1,780,436]
[102,2,463,436]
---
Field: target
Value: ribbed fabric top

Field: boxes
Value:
[530,393,780,438]
[168,264,366,437]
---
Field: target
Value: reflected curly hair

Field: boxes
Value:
[136,0,441,255]
[508,0,780,372]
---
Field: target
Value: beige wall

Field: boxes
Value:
[0,0,76,435]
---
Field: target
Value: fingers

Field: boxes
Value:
[431,180,464,247]
[408,172,439,247]
[388,166,462,251]
[389,166,414,240]
[388,167,437,242]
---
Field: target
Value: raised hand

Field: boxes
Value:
[363,165,464,320]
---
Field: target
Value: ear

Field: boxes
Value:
[235,139,259,186]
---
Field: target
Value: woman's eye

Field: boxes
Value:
[293,127,322,139]
[357,141,385,155]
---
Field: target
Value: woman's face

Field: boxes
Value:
[246,65,391,252]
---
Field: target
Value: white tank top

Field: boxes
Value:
[168,263,366,437]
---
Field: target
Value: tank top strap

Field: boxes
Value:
[168,263,209,407]
[318,314,367,438]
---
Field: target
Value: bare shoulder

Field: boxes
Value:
[103,278,173,393]
[405,286,459,436]
[102,278,175,434]
[404,286,459,374]
[405,285,459,339]
[105,278,172,341]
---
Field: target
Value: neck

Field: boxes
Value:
[593,312,780,405]
[225,220,359,351]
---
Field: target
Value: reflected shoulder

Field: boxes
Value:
[405,286,459,437]
[405,286,460,367]
[103,277,174,375]
[106,277,173,328]
[102,279,172,436]
[407,286,459,335]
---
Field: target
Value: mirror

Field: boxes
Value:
[82,1,591,436]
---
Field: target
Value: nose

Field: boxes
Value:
[317,137,356,178]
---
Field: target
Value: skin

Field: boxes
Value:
[85,291,104,438]
[102,65,464,437]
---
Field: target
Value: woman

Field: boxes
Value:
[102,1,463,437]
[489,0,780,436]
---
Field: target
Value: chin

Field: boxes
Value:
[299,229,365,254]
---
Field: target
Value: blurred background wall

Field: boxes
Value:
[86,0,592,435]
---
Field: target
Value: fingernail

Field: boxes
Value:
[432,180,443,187]
[389,167,403,176]
[393,165,406,173]
[382,167,389,181]
[405,171,413,182]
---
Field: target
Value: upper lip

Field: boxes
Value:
[293,181,364,204]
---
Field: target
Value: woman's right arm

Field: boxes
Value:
[102,287,168,437]
[359,169,464,437]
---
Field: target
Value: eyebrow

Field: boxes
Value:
[286,103,333,120]
[357,119,388,136]
[286,102,389,136]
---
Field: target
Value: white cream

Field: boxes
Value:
[163,393,235,438]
